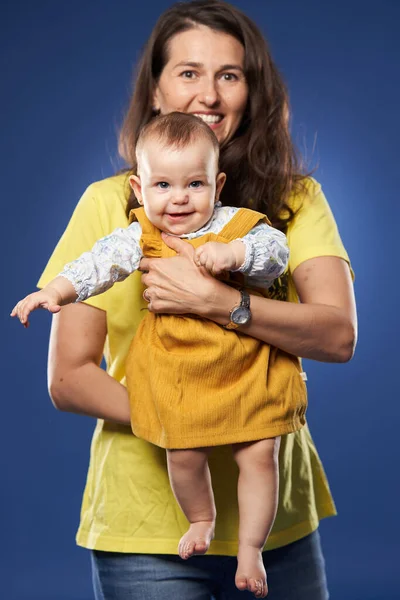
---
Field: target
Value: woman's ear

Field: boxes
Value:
[129,175,143,205]
[215,172,227,203]
[152,88,161,114]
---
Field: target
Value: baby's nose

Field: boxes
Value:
[172,191,189,204]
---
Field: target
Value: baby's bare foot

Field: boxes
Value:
[235,544,268,598]
[178,520,215,560]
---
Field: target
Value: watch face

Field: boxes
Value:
[231,306,251,325]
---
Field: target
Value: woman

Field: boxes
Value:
[38,1,357,598]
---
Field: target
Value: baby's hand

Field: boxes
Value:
[194,240,245,275]
[10,289,62,328]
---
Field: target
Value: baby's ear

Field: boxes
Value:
[215,172,227,202]
[129,175,143,205]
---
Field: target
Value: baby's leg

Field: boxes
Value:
[232,437,281,599]
[167,447,216,560]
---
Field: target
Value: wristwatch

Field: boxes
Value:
[223,289,252,330]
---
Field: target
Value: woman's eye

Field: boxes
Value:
[157,182,170,189]
[189,181,203,189]
[221,73,238,81]
[181,70,196,79]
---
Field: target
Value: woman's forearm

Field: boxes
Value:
[47,303,131,425]
[199,257,357,363]
[48,361,131,424]
[141,245,357,364]
[205,290,354,362]
[240,296,355,362]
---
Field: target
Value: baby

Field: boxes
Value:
[12,113,306,598]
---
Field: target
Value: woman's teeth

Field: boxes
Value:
[193,114,223,124]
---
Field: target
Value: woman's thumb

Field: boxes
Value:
[161,233,195,258]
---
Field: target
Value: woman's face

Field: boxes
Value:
[153,25,249,145]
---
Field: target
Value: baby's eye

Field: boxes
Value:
[156,182,170,189]
[189,181,203,189]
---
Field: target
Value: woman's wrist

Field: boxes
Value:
[197,278,241,324]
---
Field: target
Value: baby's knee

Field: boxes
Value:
[234,437,280,471]
[167,448,208,471]
[255,437,280,467]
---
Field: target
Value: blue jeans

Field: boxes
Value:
[91,530,329,599]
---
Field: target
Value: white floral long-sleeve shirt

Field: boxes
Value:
[59,205,289,302]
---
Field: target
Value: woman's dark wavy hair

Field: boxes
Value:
[119,0,307,230]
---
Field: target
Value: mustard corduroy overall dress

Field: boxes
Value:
[125,207,307,449]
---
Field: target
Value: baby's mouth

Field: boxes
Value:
[166,212,193,220]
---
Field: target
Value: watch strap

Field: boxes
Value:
[223,289,250,330]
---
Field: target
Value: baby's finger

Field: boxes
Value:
[10,302,20,317]
[211,265,224,276]
[204,257,216,273]
[193,250,202,267]
[17,308,29,327]
[194,247,204,264]
[19,298,39,323]
[47,304,62,314]
[18,303,31,325]
[211,261,225,276]
[196,252,208,268]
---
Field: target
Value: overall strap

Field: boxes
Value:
[218,208,271,241]
[129,207,163,258]
[128,207,160,236]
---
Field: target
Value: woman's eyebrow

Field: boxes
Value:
[173,61,244,72]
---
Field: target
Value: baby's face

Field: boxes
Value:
[131,137,225,236]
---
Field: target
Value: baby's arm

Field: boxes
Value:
[11,223,143,327]
[236,221,289,284]
[59,223,142,301]
[194,221,289,285]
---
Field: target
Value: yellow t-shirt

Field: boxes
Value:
[38,174,352,554]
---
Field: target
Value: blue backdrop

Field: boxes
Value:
[1,1,398,599]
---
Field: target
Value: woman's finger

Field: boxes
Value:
[138,257,151,272]
[140,271,154,288]
[139,238,195,273]
[139,256,165,273]
[161,233,195,259]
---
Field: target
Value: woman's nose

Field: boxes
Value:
[198,77,220,106]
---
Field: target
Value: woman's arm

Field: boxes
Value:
[140,236,357,364]
[238,256,357,363]
[48,302,131,424]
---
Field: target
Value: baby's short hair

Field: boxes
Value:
[136,112,220,165]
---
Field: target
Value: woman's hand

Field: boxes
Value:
[139,233,239,320]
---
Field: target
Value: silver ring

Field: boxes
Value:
[142,289,151,302]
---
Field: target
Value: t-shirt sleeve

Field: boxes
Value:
[37,183,113,311]
[287,179,354,279]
